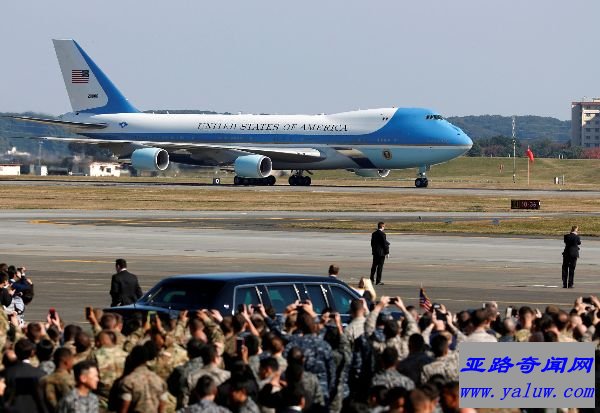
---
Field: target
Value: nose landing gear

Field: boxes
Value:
[415,165,429,188]
[415,177,429,188]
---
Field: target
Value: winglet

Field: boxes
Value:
[52,39,140,114]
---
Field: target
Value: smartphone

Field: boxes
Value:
[390,298,398,305]
[582,297,593,305]
[435,310,447,322]
[147,311,157,323]
[49,307,56,320]
[85,306,92,319]
[505,306,513,319]
[236,337,244,354]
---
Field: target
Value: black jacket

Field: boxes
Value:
[110,270,143,306]
[563,232,581,259]
[371,230,390,257]
[4,361,47,412]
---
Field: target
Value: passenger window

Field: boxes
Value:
[267,284,299,313]
[329,285,355,314]
[235,287,261,308]
[304,284,328,314]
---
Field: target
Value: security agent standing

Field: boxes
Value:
[562,225,581,288]
[370,221,390,285]
[110,259,143,306]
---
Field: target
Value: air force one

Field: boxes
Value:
[10,39,472,187]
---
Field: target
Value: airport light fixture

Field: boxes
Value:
[512,116,516,183]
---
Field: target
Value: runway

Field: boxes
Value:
[2,209,598,325]
[4,177,600,198]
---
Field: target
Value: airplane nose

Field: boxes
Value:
[457,131,473,148]
[448,125,472,148]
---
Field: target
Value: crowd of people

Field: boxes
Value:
[1,261,599,413]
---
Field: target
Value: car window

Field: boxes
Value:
[266,284,299,312]
[304,284,328,314]
[329,285,355,314]
[234,286,261,308]
[140,280,225,310]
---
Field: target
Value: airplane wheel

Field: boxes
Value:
[234,176,241,185]
[415,178,428,188]
[267,176,276,186]
[289,176,295,186]
[304,176,311,186]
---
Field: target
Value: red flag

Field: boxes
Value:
[526,148,534,162]
[419,287,432,312]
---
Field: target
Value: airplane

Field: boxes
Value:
[9,39,472,187]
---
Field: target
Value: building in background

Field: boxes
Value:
[572,99,600,148]
[0,164,21,176]
[21,165,48,176]
[81,162,121,177]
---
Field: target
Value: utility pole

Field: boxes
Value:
[37,141,42,168]
[512,116,516,183]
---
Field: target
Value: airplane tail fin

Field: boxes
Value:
[52,39,139,114]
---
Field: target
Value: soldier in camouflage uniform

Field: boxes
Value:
[73,331,94,364]
[283,311,335,405]
[186,344,230,397]
[57,360,99,413]
[420,334,459,384]
[177,375,231,413]
[0,309,9,351]
[364,296,419,360]
[91,330,127,409]
[147,328,189,381]
[41,347,75,413]
[89,310,127,348]
[167,338,205,409]
[118,345,169,413]
[371,347,415,391]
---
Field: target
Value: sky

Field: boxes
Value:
[1,1,598,120]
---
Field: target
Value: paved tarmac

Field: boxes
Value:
[4,178,600,198]
[2,209,598,326]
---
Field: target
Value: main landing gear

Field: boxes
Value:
[415,166,429,188]
[233,175,276,186]
[288,171,312,186]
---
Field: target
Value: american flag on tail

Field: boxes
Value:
[419,287,432,312]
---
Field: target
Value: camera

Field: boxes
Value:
[85,306,92,319]
[432,303,441,310]
[236,337,244,354]
[582,297,593,305]
[390,297,398,305]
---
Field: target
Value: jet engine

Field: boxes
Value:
[234,155,272,178]
[131,148,169,171]
[354,169,391,178]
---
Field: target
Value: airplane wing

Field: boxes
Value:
[14,136,323,164]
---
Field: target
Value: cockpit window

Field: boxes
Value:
[426,114,444,120]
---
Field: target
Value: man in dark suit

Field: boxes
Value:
[110,258,143,306]
[4,338,47,412]
[370,222,390,285]
[562,225,581,288]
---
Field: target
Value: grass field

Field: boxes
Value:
[1,157,599,236]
